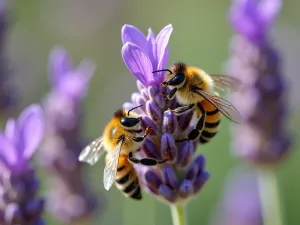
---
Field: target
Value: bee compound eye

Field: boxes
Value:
[169,73,185,86]
[120,117,140,127]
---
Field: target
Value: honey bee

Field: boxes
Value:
[153,62,243,143]
[78,105,165,200]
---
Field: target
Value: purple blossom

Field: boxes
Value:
[0,104,45,225]
[229,0,282,44]
[228,0,292,166]
[121,24,209,204]
[122,24,172,86]
[38,46,99,223]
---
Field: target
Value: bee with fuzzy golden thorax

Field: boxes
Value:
[153,62,243,143]
[78,105,165,200]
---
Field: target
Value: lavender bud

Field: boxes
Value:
[145,170,162,192]
[5,203,22,224]
[162,165,179,189]
[177,142,194,167]
[161,133,177,162]
[147,86,158,101]
[141,115,159,135]
[186,155,205,180]
[194,171,210,193]
[178,112,194,132]
[178,180,194,198]
[154,93,166,109]
[143,138,161,159]
[146,100,161,121]
[163,110,178,134]
[158,185,175,203]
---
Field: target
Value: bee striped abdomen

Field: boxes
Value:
[197,99,221,144]
[114,154,142,200]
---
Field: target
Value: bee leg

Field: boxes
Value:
[132,126,152,142]
[169,104,195,115]
[160,87,177,100]
[128,152,167,166]
[187,104,206,140]
[176,105,206,142]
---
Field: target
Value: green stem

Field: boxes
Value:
[170,204,187,225]
[257,169,284,225]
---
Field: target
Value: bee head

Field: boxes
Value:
[153,62,187,89]
[120,105,143,130]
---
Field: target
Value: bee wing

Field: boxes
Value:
[103,139,123,191]
[192,88,243,124]
[210,74,242,92]
[78,136,105,165]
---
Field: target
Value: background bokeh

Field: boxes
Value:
[2,0,300,224]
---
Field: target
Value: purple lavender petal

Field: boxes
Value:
[25,199,45,217]
[5,203,22,224]
[121,42,152,86]
[122,102,135,111]
[163,110,178,134]
[121,24,148,52]
[177,142,193,167]
[0,133,17,167]
[143,138,161,159]
[4,119,16,143]
[145,170,162,191]
[161,133,177,162]
[131,92,143,106]
[186,155,205,180]
[154,93,166,109]
[162,165,179,189]
[146,100,161,121]
[194,171,210,193]
[156,24,173,70]
[136,80,146,92]
[147,86,158,101]
[146,28,157,66]
[259,0,281,27]
[48,46,72,86]
[58,72,89,100]
[17,105,44,159]
[141,115,159,135]
[158,184,175,203]
[178,180,194,198]
[178,111,194,132]
[229,0,282,43]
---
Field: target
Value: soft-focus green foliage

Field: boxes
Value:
[5,0,300,224]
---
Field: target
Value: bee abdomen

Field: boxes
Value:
[115,155,142,200]
[198,102,221,144]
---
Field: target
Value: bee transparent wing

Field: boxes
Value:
[103,139,123,191]
[192,89,243,124]
[78,136,105,165]
[210,74,242,92]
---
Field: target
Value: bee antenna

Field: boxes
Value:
[128,104,143,116]
[152,69,173,75]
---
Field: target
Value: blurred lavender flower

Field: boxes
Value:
[38,46,98,223]
[121,24,210,205]
[0,1,16,114]
[0,104,45,225]
[228,0,292,166]
[211,167,262,225]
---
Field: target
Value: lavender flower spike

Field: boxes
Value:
[228,0,292,167]
[38,46,99,223]
[121,24,210,207]
[0,104,45,225]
